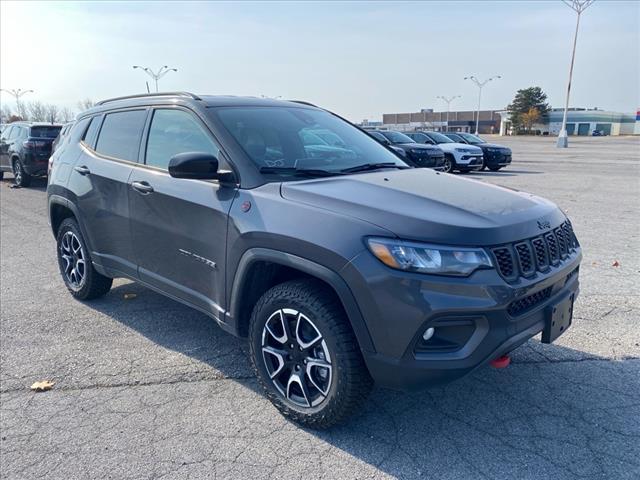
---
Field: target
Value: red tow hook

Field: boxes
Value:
[490,355,511,369]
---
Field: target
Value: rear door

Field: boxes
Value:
[71,109,147,278]
[128,107,234,319]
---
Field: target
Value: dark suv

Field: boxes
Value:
[444,132,512,171]
[0,122,62,186]
[47,93,582,428]
[368,130,445,170]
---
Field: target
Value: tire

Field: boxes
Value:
[12,159,32,187]
[56,218,113,300]
[249,279,373,429]
[0,171,4,180]
[442,154,454,173]
[488,165,503,172]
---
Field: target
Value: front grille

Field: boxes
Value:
[507,287,553,316]
[491,220,579,281]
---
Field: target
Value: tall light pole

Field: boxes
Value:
[1,88,34,119]
[464,75,501,134]
[557,0,595,148]
[436,95,461,132]
[132,65,178,92]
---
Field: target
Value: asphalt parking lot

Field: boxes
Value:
[1,135,639,480]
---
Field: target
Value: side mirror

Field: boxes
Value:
[168,152,220,180]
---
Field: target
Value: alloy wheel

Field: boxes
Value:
[261,308,333,408]
[59,231,86,289]
[443,157,453,173]
[13,161,22,185]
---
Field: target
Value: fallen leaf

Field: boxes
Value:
[612,260,620,267]
[123,293,137,300]
[30,380,55,392]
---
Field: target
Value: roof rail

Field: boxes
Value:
[95,92,202,106]
[289,100,318,108]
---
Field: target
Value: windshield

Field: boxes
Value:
[457,132,485,144]
[30,126,62,138]
[426,131,454,144]
[380,131,414,144]
[213,107,407,178]
[444,133,464,142]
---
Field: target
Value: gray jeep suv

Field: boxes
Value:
[47,93,582,428]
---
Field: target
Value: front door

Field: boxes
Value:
[128,107,235,320]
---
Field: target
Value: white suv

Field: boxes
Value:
[406,131,483,173]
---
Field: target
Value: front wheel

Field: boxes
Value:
[488,165,503,172]
[56,218,113,300]
[13,159,32,187]
[442,155,454,173]
[249,279,373,429]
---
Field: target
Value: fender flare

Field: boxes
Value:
[228,248,375,353]
[48,195,97,264]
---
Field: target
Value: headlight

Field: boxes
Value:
[486,147,499,152]
[367,237,493,276]
[454,148,471,153]
[409,148,424,154]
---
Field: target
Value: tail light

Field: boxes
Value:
[23,140,47,149]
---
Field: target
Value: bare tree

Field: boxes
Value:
[77,98,95,112]
[45,104,60,124]
[1,104,13,123]
[26,101,47,122]
[16,101,29,121]
[60,107,75,122]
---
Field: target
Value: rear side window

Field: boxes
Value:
[82,117,101,146]
[29,126,61,138]
[145,109,219,170]
[95,110,147,162]
[8,126,21,140]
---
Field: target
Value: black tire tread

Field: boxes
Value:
[57,218,113,300]
[249,279,373,429]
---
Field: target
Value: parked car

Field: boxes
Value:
[0,122,62,185]
[48,93,582,428]
[405,131,483,173]
[591,129,607,136]
[443,132,512,171]
[368,130,445,170]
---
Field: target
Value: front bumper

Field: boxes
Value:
[484,151,512,168]
[456,154,484,170]
[340,248,581,390]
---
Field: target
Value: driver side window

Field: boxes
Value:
[145,109,220,170]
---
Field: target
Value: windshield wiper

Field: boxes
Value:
[340,162,409,173]
[259,167,340,177]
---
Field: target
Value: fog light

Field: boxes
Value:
[422,327,435,341]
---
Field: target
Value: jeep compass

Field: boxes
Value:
[47,93,581,428]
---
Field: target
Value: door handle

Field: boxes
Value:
[74,165,91,175]
[131,181,154,194]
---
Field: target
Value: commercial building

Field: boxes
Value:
[377,107,637,136]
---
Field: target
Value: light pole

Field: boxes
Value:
[1,88,34,119]
[436,95,461,132]
[557,0,595,148]
[132,65,178,92]
[464,75,501,134]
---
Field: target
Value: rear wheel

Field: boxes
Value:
[12,159,32,187]
[249,279,373,429]
[56,218,113,300]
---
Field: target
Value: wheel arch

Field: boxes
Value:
[228,248,375,354]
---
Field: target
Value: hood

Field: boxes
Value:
[281,169,565,246]
[437,142,483,153]
[478,143,511,151]
[398,143,442,153]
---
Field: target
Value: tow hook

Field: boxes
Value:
[490,355,511,369]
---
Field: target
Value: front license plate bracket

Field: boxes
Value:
[542,294,574,344]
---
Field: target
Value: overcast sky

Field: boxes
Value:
[1,1,638,121]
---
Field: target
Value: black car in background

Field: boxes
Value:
[369,130,445,170]
[444,132,512,171]
[0,122,62,186]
